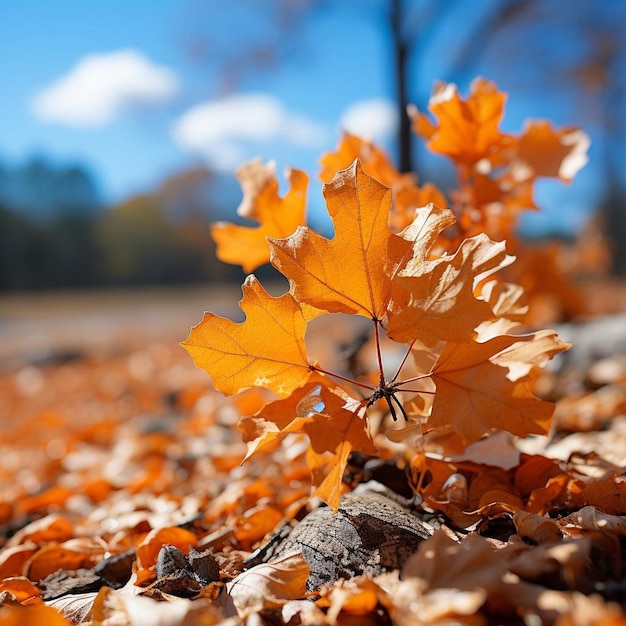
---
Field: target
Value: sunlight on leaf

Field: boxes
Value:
[182,275,312,398]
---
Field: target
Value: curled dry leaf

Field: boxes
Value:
[321,577,383,624]
[226,551,309,618]
[513,510,563,544]
[561,506,626,536]
[86,585,227,626]
[26,543,101,583]
[5,515,74,548]
[0,544,38,580]
[47,591,98,624]
[0,576,42,605]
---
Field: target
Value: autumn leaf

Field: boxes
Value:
[387,232,511,346]
[0,603,72,625]
[413,78,512,166]
[211,159,308,273]
[181,275,312,398]
[227,552,309,618]
[319,132,411,188]
[515,120,590,182]
[270,159,410,319]
[427,333,565,442]
[392,182,448,232]
[242,381,375,510]
[299,388,376,509]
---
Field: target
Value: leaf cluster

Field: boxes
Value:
[182,79,585,509]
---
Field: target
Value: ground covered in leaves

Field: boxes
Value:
[0,283,625,625]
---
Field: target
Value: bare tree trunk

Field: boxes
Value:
[390,0,413,174]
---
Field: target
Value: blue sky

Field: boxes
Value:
[0,1,612,234]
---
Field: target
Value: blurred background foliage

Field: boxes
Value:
[1,0,625,291]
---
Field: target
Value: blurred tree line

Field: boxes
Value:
[0,158,243,291]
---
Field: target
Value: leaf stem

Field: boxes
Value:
[393,372,432,387]
[372,318,386,382]
[390,339,417,384]
[310,365,376,391]
[394,387,435,395]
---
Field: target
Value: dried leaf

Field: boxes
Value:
[560,506,626,537]
[428,334,560,442]
[270,159,407,319]
[419,78,511,166]
[227,551,309,617]
[388,233,509,346]
[211,160,308,272]
[0,603,72,625]
[516,120,590,182]
[182,275,312,398]
[0,577,42,605]
[5,515,74,548]
[513,510,563,544]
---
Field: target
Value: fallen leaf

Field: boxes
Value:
[227,551,309,617]
[0,577,42,605]
[560,506,626,537]
[0,603,71,625]
[513,510,563,544]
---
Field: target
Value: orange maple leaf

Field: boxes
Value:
[387,232,511,346]
[515,120,590,182]
[211,159,308,273]
[181,275,312,398]
[319,132,407,187]
[185,151,571,508]
[270,160,412,319]
[427,333,566,442]
[412,77,512,167]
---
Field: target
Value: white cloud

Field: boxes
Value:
[171,93,329,171]
[340,99,398,141]
[31,49,179,127]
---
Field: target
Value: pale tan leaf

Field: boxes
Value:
[227,552,309,618]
